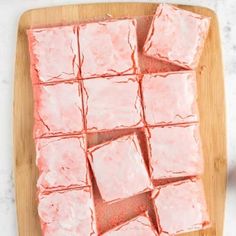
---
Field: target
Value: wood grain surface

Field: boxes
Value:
[13,3,227,236]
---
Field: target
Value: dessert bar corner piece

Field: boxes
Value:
[152,178,210,235]
[141,71,198,126]
[101,211,158,236]
[33,82,84,138]
[143,4,210,69]
[147,124,203,180]
[79,18,139,79]
[27,25,79,84]
[38,188,97,236]
[83,75,143,132]
[88,133,153,202]
[36,135,90,192]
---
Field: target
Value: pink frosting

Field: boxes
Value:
[88,134,153,202]
[141,71,198,125]
[27,8,211,235]
[147,124,203,180]
[83,75,143,132]
[36,136,90,192]
[152,179,210,235]
[143,4,210,69]
[27,25,79,83]
[102,212,158,236]
[33,82,84,138]
[79,19,139,78]
[38,188,97,235]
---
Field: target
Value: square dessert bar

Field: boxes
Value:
[87,133,153,202]
[146,124,203,180]
[152,178,210,235]
[36,135,90,192]
[141,71,198,126]
[79,18,139,78]
[33,82,84,138]
[28,25,79,84]
[102,211,158,236]
[83,75,144,132]
[38,188,97,236]
[143,4,210,69]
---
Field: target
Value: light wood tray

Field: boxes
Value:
[13,3,227,236]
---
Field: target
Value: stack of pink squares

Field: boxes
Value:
[28,4,211,236]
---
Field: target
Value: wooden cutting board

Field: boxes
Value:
[13,3,227,236]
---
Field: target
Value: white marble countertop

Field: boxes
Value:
[0,0,235,235]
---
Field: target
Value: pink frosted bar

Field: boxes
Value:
[152,178,210,235]
[27,25,79,83]
[141,71,198,126]
[38,188,97,236]
[33,82,84,138]
[79,19,139,78]
[36,135,90,192]
[143,4,210,69]
[102,212,158,236]
[88,134,153,202]
[146,124,203,180]
[82,75,144,132]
